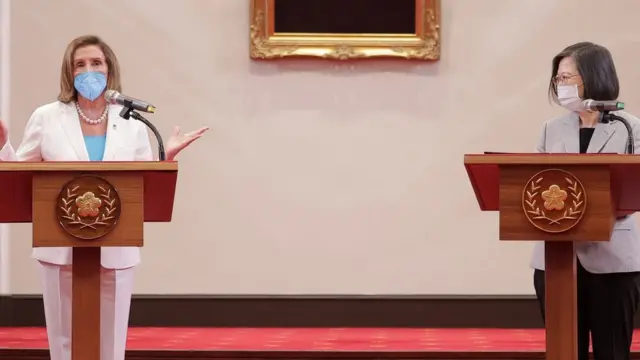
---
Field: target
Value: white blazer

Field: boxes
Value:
[0,101,153,269]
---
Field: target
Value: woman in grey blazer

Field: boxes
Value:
[531,42,640,360]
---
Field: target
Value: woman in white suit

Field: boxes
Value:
[0,35,208,360]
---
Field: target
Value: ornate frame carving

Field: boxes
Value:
[249,0,441,61]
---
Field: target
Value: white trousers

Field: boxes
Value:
[37,261,135,360]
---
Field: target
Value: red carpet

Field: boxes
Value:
[0,327,638,351]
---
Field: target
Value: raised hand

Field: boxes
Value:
[165,125,209,161]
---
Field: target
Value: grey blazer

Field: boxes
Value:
[530,110,640,273]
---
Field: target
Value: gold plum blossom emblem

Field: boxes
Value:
[522,170,586,233]
[75,192,102,217]
[541,185,568,211]
[56,175,121,240]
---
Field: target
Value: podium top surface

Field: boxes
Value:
[0,161,178,223]
[0,161,177,172]
[464,153,640,165]
[464,153,640,211]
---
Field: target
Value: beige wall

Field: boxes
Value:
[4,0,640,295]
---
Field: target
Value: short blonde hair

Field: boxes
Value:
[57,35,122,103]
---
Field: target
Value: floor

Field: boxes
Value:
[3,328,640,360]
[0,327,580,351]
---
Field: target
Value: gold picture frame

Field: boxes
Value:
[249,0,441,61]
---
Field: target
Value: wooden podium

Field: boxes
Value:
[0,161,178,360]
[464,153,640,360]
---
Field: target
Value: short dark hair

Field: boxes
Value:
[548,42,620,104]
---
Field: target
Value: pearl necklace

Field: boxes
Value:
[75,102,108,125]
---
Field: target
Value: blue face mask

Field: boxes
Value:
[74,71,107,101]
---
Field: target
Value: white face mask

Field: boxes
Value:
[556,84,587,112]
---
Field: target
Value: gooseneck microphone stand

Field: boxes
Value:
[602,110,634,154]
[118,99,167,161]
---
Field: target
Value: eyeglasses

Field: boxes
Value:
[552,74,580,85]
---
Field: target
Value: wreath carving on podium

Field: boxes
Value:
[522,169,586,233]
[56,175,122,240]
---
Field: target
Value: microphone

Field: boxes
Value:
[582,99,625,112]
[104,90,156,113]
[587,98,635,154]
[109,90,166,161]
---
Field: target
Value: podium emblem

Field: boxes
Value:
[56,175,122,240]
[522,169,586,233]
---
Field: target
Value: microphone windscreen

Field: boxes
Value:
[104,90,118,101]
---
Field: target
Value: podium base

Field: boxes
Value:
[72,247,101,360]
[545,242,578,360]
